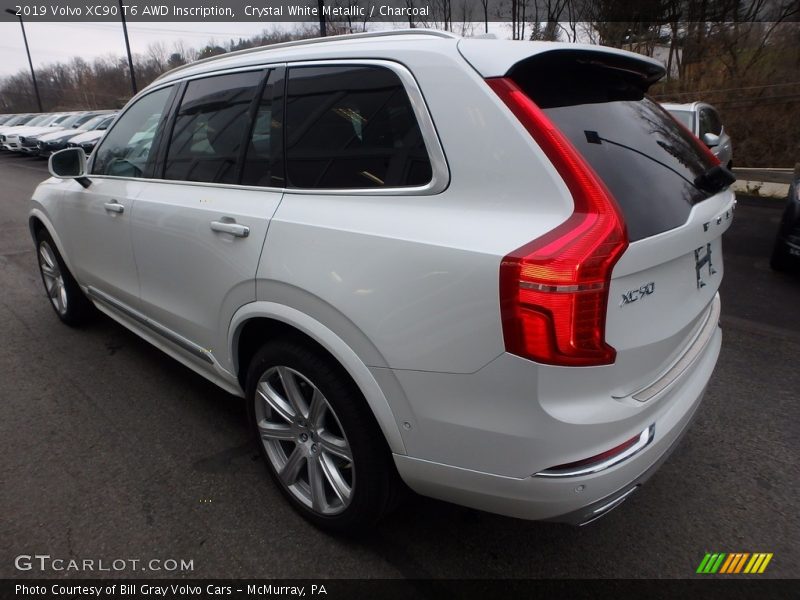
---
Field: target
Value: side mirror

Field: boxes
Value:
[49,147,91,188]
[702,132,720,148]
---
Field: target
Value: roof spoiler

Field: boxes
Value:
[458,39,665,90]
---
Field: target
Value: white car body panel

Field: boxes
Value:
[130,180,282,364]
[57,177,142,308]
[29,30,731,524]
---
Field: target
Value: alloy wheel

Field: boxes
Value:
[255,366,355,515]
[38,241,67,316]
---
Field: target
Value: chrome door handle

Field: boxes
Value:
[210,220,249,238]
[104,201,124,214]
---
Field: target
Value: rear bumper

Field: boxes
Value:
[391,299,721,523]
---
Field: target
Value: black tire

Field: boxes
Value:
[246,339,401,533]
[770,240,794,272]
[34,228,94,326]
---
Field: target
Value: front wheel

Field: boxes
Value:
[35,229,94,326]
[246,340,401,533]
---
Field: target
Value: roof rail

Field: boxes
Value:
[153,28,459,83]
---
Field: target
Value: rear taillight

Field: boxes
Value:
[487,77,628,367]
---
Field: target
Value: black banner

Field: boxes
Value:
[1,0,798,23]
[1,579,797,600]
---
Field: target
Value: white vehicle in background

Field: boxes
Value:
[34,112,117,157]
[65,126,110,155]
[15,112,105,154]
[1,113,71,151]
[662,102,733,169]
[31,30,735,532]
[0,114,37,138]
[0,114,54,148]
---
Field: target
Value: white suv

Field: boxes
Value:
[30,30,735,532]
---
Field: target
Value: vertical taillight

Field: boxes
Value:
[487,77,628,367]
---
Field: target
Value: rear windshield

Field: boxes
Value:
[510,53,717,241]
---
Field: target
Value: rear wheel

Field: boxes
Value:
[35,229,94,326]
[246,339,400,533]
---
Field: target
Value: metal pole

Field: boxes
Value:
[5,9,43,112]
[317,0,326,36]
[118,0,137,95]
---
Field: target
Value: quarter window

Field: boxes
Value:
[284,65,432,189]
[92,86,173,178]
[164,71,263,184]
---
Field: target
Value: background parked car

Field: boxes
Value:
[16,113,78,154]
[33,111,116,157]
[662,101,733,169]
[0,113,52,149]
[1,113,72,150]
[770,164,800,272]
[0,114,36,139]
[15,111,104,154]
[65,128,108,155]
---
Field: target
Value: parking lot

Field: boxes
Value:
[0,151,797,579]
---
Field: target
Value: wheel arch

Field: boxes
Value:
[29,210,79,278]
[229,302,407,455]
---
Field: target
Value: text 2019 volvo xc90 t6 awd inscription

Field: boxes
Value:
[30,30,735,532]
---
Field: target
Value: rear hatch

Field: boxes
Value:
[464,43,735,396]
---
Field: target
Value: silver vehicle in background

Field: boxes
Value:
[662,101,733,169]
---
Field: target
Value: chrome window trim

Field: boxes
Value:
[281,59,449,196]
[88,60,449,196]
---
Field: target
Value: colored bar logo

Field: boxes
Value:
[696,553,773,574]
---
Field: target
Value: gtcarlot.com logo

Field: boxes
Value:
[14,554,194,573]
[696,552,773,574]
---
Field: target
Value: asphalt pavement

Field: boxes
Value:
[1,151,798,579]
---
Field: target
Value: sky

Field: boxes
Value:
[0,22,302,77]
[0,21,518,78]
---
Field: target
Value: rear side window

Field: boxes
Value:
[164,71,263,184]
[284,65,432,189]
[510,52,719,241]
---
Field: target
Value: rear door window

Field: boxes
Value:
[163,70,264,185]
[284,65,432,189]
